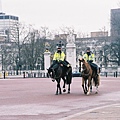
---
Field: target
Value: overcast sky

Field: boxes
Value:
[1,0,120,34]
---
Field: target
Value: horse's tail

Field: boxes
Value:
[92,74,100,86]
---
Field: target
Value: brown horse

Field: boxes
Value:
[79,58,100,95]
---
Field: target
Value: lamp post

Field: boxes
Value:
[1,54,3,71]
[16,56,19,75]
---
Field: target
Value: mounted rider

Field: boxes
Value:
[49,45,71,81]
[81,47,100,75]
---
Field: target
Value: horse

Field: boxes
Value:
[47,63,72,95]
[79,58,100,95]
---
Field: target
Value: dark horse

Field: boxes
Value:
[47,63,72,95]
[79,58,100,95]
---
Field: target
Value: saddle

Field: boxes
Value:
[87,62,100,75]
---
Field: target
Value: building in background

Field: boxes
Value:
[91,31,108,37]
[0,12,19,71]
[54,34,77,40]
[0,12,19,42]
[111,8,120,36]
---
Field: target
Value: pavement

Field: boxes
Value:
[59,77,120,120]
[59,103,120,120]
[0,76,120,120]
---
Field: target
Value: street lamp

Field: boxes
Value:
[16,55,19,75]
[1,54,4,71]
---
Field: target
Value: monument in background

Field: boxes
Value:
[66,34,76,71]
[44,50,51,76]
[44,34,77,74]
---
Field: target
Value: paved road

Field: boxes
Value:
[0,76,120,120]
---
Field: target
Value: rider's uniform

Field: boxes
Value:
[82,52,99,74]
[83,52,95,62]
[53,51,65,61]
[49,51,70,79]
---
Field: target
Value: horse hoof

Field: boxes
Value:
[52,79,55,82]
[95,91,98,94]
[63,89,66,92]
[68,91,70,94]
[87,92,90,95]
[55,93,58,95]
[59,92,62,94]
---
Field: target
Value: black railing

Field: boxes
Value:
[0,71,120,79]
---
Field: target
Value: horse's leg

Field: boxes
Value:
[90,79,92,93]
[55,79,62,95]
[66,74,71,94]
[67,84,70,94]
[62,77,66,93]
[95,85,98,94]
[95,75,100,94]
[87,77,92,95]
[82,78,87,94]
[85,80,88,93]
[56,83,62,95]
[90,84,92,93]
[58,78,62,94]
[56,82,59,95]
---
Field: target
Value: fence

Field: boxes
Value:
[100,72,120,77]
[0,70,120,79]
[0,70,48,79]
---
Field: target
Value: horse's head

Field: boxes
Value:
[79,58,87,71]
[47,65,63,79]
[47,68,54,78]
[79,57,85,62]
[79,58,92,77]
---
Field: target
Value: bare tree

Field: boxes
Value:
[108,37,120,66]
[110,8,120,66]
